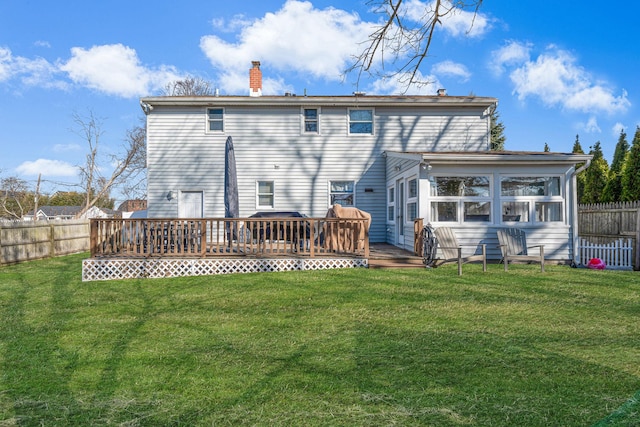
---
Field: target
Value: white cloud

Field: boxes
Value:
[60,44,181,98]
[0,47,13,81]
[200,0,373,94]
[488,40,531,76]
[431,60,471,82]
[494,44,630,115]
[0,46,64,88]
[52,143,82,153]
[612,122,626,138]
[370,71,441,95]
[579,116,601,134]
[16,159,77,177]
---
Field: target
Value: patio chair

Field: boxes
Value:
[497,228,545,272]
[433,227,487,275]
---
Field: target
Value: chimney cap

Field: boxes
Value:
[251,60,261,68]
[437,88,447,96]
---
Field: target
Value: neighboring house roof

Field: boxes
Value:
[31,205,82,218]
[129,209,147,218]
[117,199,147,212]
[26,205,118,219]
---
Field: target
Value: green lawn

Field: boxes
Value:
[1,253,638,426]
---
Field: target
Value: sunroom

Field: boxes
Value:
[384,151,593,263]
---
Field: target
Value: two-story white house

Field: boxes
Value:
[140,62,592,263]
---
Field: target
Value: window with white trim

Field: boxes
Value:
[330,180,354,206]
[429,176,491,223]
[500,176,563,223]
[256,181,275,209]
[387,186,395,222]
[207,108,224,132]
[303,108,319,133]
[348,109,373,134]
[407,177,418,221]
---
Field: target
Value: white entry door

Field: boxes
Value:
[178,191,203,218]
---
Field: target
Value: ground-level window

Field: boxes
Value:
[207,108,224,132]
[330,180,354,206]
[303,108,319,133]
[429,176,491,223]
[257,181,275,209]
[348,109,373,135]
[500,176,563,223]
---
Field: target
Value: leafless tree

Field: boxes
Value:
[348,0,484,90]
[163,76,214,96]
[1,175,33,219]
[118,119,147,200]
[73,110,146,217]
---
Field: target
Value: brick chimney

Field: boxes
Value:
[249,61,262,97]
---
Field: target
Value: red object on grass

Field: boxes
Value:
[587,258,606,270]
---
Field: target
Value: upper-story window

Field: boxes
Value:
[500,176,563,223]
[207,108,224,132]
[348,109,373,135]
[429,176,492,223]
[330,180,355,207]
[303,108,319,133]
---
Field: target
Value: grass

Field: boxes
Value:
[0,253,639,426]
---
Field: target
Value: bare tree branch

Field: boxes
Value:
[73,110,146,218]
[163,76,214,96]
[348,0,484,92]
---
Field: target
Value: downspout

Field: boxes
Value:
[570,157,592,266]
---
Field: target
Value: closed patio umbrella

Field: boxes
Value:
[224,136,239,242]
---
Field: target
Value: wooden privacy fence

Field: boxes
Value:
[90,217,370,259]
[0,219,89,265]
[578,201,640,270]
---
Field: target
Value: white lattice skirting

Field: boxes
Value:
[82,257,369,281]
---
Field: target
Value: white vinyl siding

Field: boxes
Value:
[146,102,493,242]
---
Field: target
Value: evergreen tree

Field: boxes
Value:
[543,142,550,152]
[490,106,506,151]
[572,135,587,204]
[621,126,640,201]
[602,129,629,202]
[582,141,609,204]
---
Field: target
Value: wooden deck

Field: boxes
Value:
[368,243,425,269]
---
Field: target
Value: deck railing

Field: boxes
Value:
[90,217,369,258]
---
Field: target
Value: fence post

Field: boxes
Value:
[49,222,56,257]
[635,206,640,271]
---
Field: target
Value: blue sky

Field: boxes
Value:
[1,0,638,203]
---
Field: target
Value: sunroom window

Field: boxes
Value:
[500,176,563,223]
[429,176,491,223]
